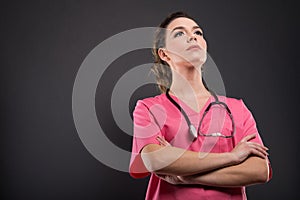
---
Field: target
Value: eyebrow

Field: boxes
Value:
[170,26,202,34]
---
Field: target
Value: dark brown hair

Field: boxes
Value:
[151,11,197,93]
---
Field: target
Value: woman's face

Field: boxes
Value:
[161,17,207,68]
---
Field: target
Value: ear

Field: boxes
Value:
[158,48,170,62]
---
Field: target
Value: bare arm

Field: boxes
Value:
[179,156,270,187]
[142,143,237,176]
[141,134,268,177]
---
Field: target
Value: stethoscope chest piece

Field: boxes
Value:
[189,125,198,141]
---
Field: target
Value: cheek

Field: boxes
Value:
[200,39,207,50]
[166,38,186,54]
[167,44,186,60]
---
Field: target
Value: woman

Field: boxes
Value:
[129,11,272,200]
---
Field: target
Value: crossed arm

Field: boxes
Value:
[141,134,270,187]
[177,156,269,187]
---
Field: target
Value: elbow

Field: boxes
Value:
[141,153,161,172]
[141,144,167,173]
[256,169,269,184]
[255,160,270,184]
[141,152,171,173]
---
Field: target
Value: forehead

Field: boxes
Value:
[166,17,200,31]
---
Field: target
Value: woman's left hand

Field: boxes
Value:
[155,174,186,185]
[156,135,172,147]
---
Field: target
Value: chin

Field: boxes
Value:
[187,56,207,68]
[186,52,207,66]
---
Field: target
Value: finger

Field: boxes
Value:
[251,148,268,159]
[157,136,165,143]
[155,173,166,179]
[245,143,267,158]
[254,146,269,157]
[241,133,256,142]
[156,136,164,144]
[249,142,269,151]
[163,138,171,146]
[163,141,171,146]
[177,176,184,182]
[248,143,269,157]
[157,136,165,142]
[156,136,171,146]
[157,138,166,147]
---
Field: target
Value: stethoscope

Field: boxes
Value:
[166,88,236,141]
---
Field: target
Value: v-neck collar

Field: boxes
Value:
[165,93,213,115]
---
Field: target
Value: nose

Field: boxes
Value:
[187,34,197,42]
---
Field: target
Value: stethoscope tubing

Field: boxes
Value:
[165,88,235,140]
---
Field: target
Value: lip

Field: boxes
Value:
[186,45,201,51]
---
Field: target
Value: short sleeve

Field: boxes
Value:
[129,100,165,178]
[240,99,263,145]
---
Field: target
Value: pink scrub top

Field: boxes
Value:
[129,93,272,200]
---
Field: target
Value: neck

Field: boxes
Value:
[169,65,210,98]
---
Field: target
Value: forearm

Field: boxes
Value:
[181,156,269,187]
[141,144,237,176]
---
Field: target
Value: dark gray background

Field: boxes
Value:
[1,0,299,199]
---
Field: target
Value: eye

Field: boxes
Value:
[194,30,203,36]
[174,31,184,38]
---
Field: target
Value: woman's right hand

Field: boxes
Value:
[230,134,269,164]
